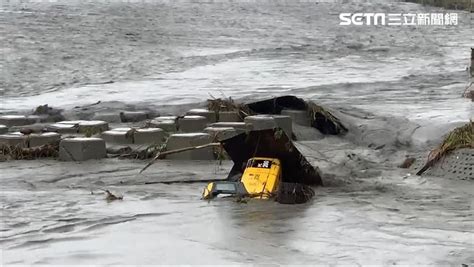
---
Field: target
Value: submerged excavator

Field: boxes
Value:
[202,157,282,200]
[199,127,321,204]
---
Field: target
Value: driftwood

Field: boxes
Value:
[139,142,221,173]
[91,189,123,201]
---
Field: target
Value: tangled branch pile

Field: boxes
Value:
[417,121,473,175]
[207,96,253,118]
[0,143,59,160]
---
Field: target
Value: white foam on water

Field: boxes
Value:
[0,54,441,112]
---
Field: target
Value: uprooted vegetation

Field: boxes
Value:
[417,121,473,175]
[207,96,253,120]
[0,143,59,160]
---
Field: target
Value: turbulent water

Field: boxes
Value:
[1,0,472,118]
[0,0,473,265]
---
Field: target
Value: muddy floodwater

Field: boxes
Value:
[1,159,473,265]
[0,0,473,265]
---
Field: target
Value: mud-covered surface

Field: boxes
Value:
[1,0,473,265]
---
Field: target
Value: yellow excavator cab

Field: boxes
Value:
[202,157,282,200]
[241,157,281,199]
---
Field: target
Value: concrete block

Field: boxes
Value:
[203,127,239,141]
[101,128,133,144]
[47,123,79,134]
[149,119,177,132]
[178,116,208,132]
[281,109,310,126]
[56,120,109,134]
[120,111,149,122]
[165,133,214,160]
[270,115,293,138]
[134,128,166,145]
[209,122,249,132]
[244,115,277,131]
[218,111,241,122]
[0,115,37,127]
[152,116,177,121]
[59,137,107,161]
[92,113,122,123]
[10,123,50,134]
[0,125,8,134]
[0,133,28,148]
[106,145,132,155]
[423,148,473,180]
[29,132,61,147]
[186,109,217,123]
[244,115,292,137]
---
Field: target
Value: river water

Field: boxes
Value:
[0,0,473,265]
